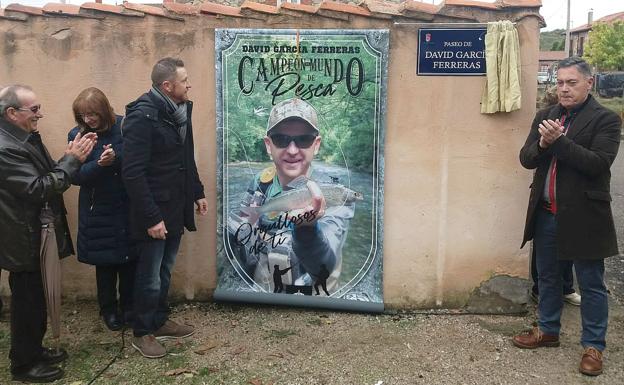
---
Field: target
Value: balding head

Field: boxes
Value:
[0,84,42,132]
[0,84,33,118]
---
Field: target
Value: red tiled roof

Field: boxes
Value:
[200,2,242,18]
[0,0,546,24]
[240,0,280,15]
[539,51,566,61]
[5,4,44,16]
[570,11,624,33]
[444,0,498,10]
[81,2,126,15]
[500,0,541,7]
[163,2,199,16]
[42,4,81,16]
[123,2,175,19]
[598,11,624,23]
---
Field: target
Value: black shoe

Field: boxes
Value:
[102,313,123,331]
[40,347,68,365]
[122,311,135,328]
[12,362,64,383]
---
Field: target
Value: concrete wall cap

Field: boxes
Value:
[401,0,440,15]
[363,0,403,17]
[280,2,317,14]
[318,1,372,17]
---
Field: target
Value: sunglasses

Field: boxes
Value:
[16,104,41,114]
[269,134,317,149]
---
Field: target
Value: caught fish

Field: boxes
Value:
[240,176,362,224]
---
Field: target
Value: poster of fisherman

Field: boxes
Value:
[215,29,388,311]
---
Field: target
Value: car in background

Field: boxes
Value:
[595,72,624,98]
[537,71,549,84]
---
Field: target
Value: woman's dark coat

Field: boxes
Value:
[68,115,133,266]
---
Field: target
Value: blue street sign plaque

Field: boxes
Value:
[418,28,486,76]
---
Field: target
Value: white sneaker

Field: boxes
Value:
[564,292,581,306]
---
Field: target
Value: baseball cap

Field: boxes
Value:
[266,98,319,134]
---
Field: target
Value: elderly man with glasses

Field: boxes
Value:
[228,98,356,296]
[0,84,96,383]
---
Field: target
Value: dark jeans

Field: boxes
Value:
[96,262,136,318]
[534,208,608,351]
[0,269,3,315]
[8,270,47,372]
[133,234,181,337]
[531,245,575,295]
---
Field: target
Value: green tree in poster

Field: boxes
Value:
[224,35,381,173]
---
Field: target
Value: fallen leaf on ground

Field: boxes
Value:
[194,340,221,355]
[69,381,83,385]
[164,368,198,376]
[249,379,262,385]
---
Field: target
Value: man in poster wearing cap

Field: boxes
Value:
[228,98,356,295]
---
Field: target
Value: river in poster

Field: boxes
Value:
[215,29,388,312]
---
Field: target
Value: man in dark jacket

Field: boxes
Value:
[512,58,621,376]
[0,84,96,383]
[122,58,207,359]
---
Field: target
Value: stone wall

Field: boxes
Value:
[0,0,544,308]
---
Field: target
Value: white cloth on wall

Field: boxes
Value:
[481,20,522,114]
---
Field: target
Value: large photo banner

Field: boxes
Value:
[215,29,388,312]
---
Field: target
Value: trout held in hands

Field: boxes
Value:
[240,176,363,224]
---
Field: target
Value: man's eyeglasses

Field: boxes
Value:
[16,104,41,114]
[269,134,317,149]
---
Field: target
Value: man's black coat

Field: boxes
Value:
[520,95,621,260]
[0,118,78,271]
[122,92,205,241]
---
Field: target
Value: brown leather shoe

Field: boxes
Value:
[154,319,195,341]
[512,326,560,349]
[579,347,603,376]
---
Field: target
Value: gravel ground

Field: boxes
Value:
[0,296,622,385]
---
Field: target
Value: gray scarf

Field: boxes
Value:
[150,85,187,142]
